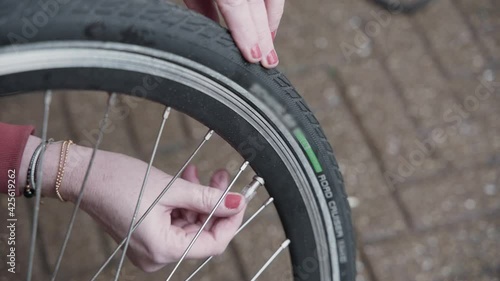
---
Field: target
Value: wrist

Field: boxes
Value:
[19,136,59,198]
[58,144,93,203]
[19,136,39,194]
[19,136,92,202]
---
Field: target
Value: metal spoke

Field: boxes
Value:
[113,107,171,281]
[90,129,215,281]
[27,90,52,281]
[185,197,274,281]
[50,93,116,281]
[250,239,291,281]
[165,161,250,281]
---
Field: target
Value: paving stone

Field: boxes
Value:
[153,127,253,186]
[61,91,140,158]
[448,74,500,123]
[430,113,494,170]
[339,58,447,182]
[278,0,377,70]
[91,247,247,281]
[98,94,242,182]
[401,166,500,229]
[364,216,500,281]
[455,0,500,61]
[370,15,460,131]
[459,277,500,281]
[124,95,194,162]
[440,78,500,168]
[355,251,374,281]
[371,14,421,57]
[230,207,292,281]
[415,0,486,78]
[33,198,112,280]
[0,91,71,140]
[488,110,500,163]
[287,68,407,241]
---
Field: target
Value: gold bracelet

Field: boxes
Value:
[55,140,73,202]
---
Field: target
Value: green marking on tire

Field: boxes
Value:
[293,128,323,173]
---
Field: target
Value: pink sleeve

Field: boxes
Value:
[0,122,35,196]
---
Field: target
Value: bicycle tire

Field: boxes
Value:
[371,0,434,14]
[0,0,356,280]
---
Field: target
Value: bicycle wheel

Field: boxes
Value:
[0,0,355,280]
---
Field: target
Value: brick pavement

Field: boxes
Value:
[281,1,500,280]
[0,0,499,280]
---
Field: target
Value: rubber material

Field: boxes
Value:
[371,0,433,14]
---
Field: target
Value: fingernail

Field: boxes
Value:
[251,44,262,60]
[266,49,279,65]
[225,194,242,209]
[271,30,277,40]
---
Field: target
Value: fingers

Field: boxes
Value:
[216,0,263,64]
[182,165,229,188]
[180,164,200,224]
[162,168,246,262]
[184,0,220,22]
[247,0,278,68]
[168,207,245,259]
[215,0,280,68]
[209,169,230,189]
[178,167,233,229]
[265,0,285,39]
[203,169,230,229]
[181,164,200,185]
[165,179,245,217]
[184,0,283,68]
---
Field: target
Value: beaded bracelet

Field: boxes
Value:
[24,139,54,198]
[55,140,73,202]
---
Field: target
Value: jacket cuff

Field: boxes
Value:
[0,123,35,196]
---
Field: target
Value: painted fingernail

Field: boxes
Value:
[251,44,262,60]
[266,49,279,65]
[225,194,242,209]
[271,30,277,40]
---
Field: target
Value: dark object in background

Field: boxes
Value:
[372,0,434,14]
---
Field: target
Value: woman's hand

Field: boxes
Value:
[184,0,285,68]
[21,136,246,272]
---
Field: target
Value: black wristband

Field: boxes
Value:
[24,139,53,198]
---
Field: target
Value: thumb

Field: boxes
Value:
[166,180,245,217]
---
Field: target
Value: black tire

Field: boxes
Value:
[371,0,434,14]
[0,0,355,280]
